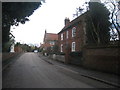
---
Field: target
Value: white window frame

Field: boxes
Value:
[61,44,63,52]
[61,33,63,40]
[72,27,76,37]
[66,31,68,39]
[49,41,55,45]
[72,42,75,52]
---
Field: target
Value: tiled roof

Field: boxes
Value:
[45,33,58,41]
[40,43,54,48]
[58,11,88,34]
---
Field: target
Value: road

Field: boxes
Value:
[2,53,115,88]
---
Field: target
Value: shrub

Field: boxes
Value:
[69,51,82,57]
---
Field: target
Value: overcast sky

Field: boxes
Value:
[11,0,88,47]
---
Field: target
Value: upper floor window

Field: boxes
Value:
[66,31,68,39]
[72,27,76,37]
[49,41,55,45]
[72,42,75,52]
[61,33,63,40]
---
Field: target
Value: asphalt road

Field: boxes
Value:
[2,53,114,88]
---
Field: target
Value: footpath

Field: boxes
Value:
[38,53,120,88]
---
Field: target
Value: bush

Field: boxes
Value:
[59,52,65,55]
[69,51,82,57]
[51,52,65,55]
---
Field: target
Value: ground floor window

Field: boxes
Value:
[72,42,75,52]
[61,44,63,52]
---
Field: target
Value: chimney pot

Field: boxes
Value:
[65,18,70,26]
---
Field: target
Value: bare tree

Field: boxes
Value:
[73,1,89,18]
[104,0,120,41]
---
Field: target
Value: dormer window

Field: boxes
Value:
[72,27,76,37]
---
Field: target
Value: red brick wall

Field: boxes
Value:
[14,46,23,52]
[83,47,120,74]
[58,22,85,53]
[2,53,19,61]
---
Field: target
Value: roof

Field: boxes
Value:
[44,33,58,42]
[41,43,51,47]
[58,11,88,34]
[40,42,54,48]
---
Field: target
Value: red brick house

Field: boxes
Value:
[41,30,58,54]
[58,12,87,54]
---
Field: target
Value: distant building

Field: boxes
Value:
[10,44,15,52]
[58,12,87,53]
[41,30,58,54]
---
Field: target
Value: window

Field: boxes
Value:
[61,44,63,52]
[72,42,75,52]
[51,46,53,50]
[49,41,55,45]
[43,48,45,50]
[72,27,76,37]
[66,31,68,39]
[61,33,63,40]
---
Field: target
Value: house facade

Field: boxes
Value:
[41,30,58,54]
[58,13,87,54]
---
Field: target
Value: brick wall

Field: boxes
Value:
[83,47,120,74]
[58,22,85,53]
[14,46,23,52]
[2,52,20,61]
[48,54,65,63]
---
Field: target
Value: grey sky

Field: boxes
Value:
[11,0,87,47]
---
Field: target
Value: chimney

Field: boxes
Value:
[45,29,47,34]
[65,18,70,26]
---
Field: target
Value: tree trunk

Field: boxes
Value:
[2,25,11,52]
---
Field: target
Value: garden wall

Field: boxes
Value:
[49,54,65,63]
[83,46,120,74]
[2,52,22,61]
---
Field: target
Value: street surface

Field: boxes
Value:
[2,53,115,88]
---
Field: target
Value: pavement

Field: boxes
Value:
[38,53,120,88]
